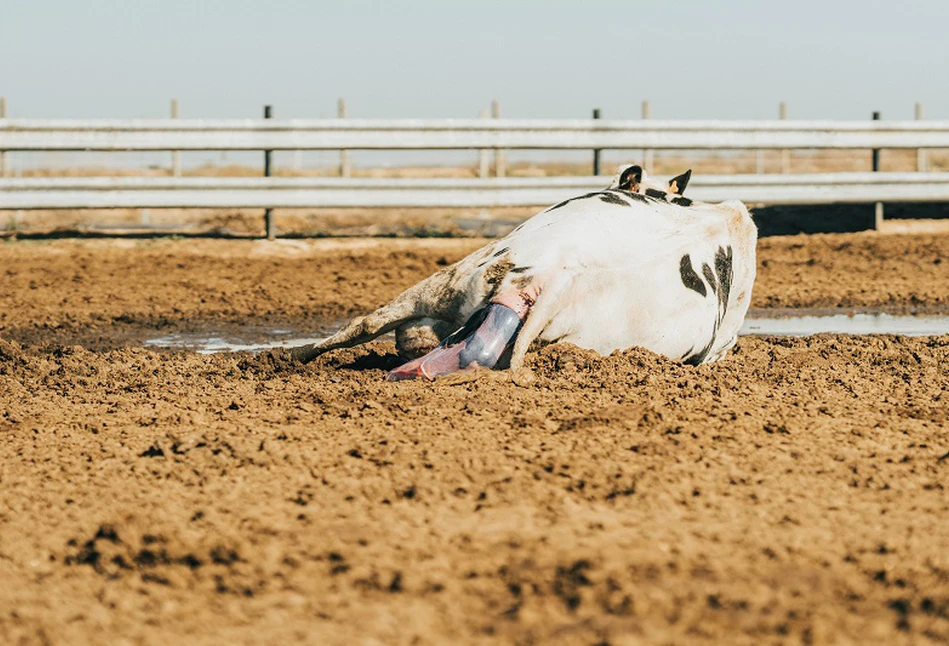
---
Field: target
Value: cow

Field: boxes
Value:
[290,165,757,380]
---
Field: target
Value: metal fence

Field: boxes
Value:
[3,118,949,151]
[1,117,948,236]
[2,173,949,210]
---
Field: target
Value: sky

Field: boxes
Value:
[3,0,949,122]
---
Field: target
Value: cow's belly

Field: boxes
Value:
[536,272,722,360]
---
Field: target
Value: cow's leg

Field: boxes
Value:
[290,266,461,363]
[387,285,540,381]
[506,278,569,371]
[290,305,413,363]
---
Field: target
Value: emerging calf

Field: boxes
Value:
[291,165,757,380]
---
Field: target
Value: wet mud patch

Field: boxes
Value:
[2,315,342,353]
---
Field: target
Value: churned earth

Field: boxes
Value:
[1,232,949,644]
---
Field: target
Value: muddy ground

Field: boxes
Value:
[1,233,949,644]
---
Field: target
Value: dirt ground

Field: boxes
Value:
[2,233,949,644]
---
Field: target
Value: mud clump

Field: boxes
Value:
[64,520,257,596]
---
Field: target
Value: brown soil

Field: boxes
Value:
[2,234,949,644]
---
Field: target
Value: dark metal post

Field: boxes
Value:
[871,111,881,171]
[872,111,883,229]
[263,105,275,240]
[592,108,601,176]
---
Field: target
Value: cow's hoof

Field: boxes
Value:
[289,345,320,363]
[396,318,455,359]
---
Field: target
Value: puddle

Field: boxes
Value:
[141,311,949,355]
[142,328,333,354]
[740,311,949,337]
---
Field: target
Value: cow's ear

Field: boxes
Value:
[668,169,692,195]
[615,165,643,192]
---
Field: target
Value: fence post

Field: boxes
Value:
[779,101,790,174]
[478,108,489,178]
[916,102,928,172]
[871,111,881,171]
[642,100,653,171]
[592,108,601,176]
[263,105,276,240]
[338,98,351,177]
[0,97,7,178]
[492,100,505,178]
[872,111,883,229]
[170,99,181,177]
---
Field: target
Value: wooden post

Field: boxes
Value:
[916,102,928,172]
[263,105,276,240]
[642,100,653,171]
[170,99,181,177]
[872,111,883,229]
[492,100,505,178]
[779,102,790,174]
[0,97,7,178]
[478,108,489,178]
[338,98,351,177]
[592,108,602,175]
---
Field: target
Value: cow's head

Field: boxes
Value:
[610,165,693,203]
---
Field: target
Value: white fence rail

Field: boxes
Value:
[3,173,948,210]
[3,118,949,151]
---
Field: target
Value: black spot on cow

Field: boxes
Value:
[672,196,693,207]
[682,349,709,366]
[683,329,717,366]
[510,266,531,274]
[598,191,629,206]
[714,245,734,313]
[679,254,707,297]
[702,263,717,294]
[492,246,510,258]
[680,245,735,367]
[546,199,572,213]
[645,188,668,200]
[545,192,602,213]
[616,165,643,191]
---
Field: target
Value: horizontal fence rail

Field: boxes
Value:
[3,173,949,210]
[4,119,949,150]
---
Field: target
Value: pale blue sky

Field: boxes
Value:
[2,0,948,121]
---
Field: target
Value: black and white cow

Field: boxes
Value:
[291,165,757,379]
